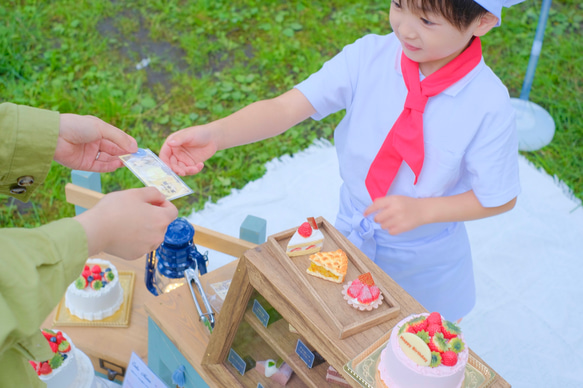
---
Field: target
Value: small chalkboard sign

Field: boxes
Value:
[228,349,252,376]
[296,339,316,368]
[252,299,270,328]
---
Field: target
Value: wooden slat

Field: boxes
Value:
[65,182,103,209]
[64,183,255,257]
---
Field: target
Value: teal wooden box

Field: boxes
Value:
[148,317,209,388]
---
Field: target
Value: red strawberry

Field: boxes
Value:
[81,268,91,279]
[406,325,418,334]
[431,333,449,353]
[357,286,373,304]
[369,285,381,301]
[29,360,37,369]
[297,222,312,238]
[56,331,65,343]
[58,340,71,353]
[38,361,52,375]
[442,320,462,340]
[441,351,458,366]
[91,265,102,274]
[84,265,90,271]
[49,341,59,353]
[91,272,102,281]
[428,340,439,353]
[347,280,364,298]
[41,330,53,341]
[427,312,442,325]
[410,317,428,332]
[427,323,442,337]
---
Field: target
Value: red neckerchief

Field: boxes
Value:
[365,37,483,200]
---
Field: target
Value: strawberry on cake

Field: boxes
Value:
[30,329,97,388]
[286,217,324,257]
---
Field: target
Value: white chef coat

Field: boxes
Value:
[295,33,520,320]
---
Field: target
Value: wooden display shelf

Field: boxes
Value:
[195,220,511,387]
[243,310,330,387]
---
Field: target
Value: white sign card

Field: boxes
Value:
[122,352,169,388]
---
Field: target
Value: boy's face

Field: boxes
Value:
[389,0,484,75]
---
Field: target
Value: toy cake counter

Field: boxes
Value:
[146,217,511,388]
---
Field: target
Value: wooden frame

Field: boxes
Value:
[64,183,255,257]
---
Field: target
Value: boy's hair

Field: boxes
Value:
[404,0,488,30]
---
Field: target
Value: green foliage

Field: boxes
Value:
[1,0,581,228]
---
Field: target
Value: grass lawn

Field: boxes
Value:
[1,0,581,228]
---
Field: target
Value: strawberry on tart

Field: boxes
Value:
[342,272,383,310]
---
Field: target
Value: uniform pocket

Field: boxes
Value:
[414,142,464,197]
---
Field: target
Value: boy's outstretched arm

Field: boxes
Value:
[160,88,316,176]
[364,191,517,235]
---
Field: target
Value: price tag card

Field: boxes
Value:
[228,348,253,376]
[252,299,270,328]
[295,339,316,368]
[122,352,167,388]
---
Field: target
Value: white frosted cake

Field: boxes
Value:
[65,258,123,320]
[378,313,468,388]
[286,219,324,257]
[31,329,97,388]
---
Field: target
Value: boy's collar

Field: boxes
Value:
[394,46,485,97]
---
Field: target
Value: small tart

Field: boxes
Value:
[342,283,383,311]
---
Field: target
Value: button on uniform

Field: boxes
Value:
[17,176,35,186]
[9,184,26,195]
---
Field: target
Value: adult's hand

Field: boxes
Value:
[55,113,138,172]
[74,187,178,259]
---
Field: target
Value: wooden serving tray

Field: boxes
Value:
[267,217,400,340]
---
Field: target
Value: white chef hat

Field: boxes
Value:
[474,0,526,26]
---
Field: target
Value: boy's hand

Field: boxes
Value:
[159,125,217,176]
[364,195,428,235]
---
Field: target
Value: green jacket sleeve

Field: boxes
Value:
[0,102,60,202]
[0,103,89,387]
[0,219,89,388]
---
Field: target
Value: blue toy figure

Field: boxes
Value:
[145,218,209,296]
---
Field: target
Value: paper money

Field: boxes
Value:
[119,148,194,201]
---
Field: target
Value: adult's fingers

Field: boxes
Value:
[94,116,138,154]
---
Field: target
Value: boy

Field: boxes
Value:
[160,0,523,321]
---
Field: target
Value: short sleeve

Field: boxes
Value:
[465,102,521,207]
[294,37,367,121]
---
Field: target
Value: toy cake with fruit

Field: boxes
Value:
[30,329,97,388]
[286,217,324,257]
[377,312,468,388]
[343,272,383,310]
[65,258,124,321]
